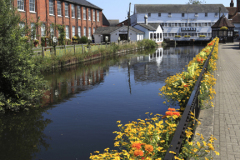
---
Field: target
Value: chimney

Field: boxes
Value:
[238,0,240,12]
[230,0,234,7]
[144,15,148,25]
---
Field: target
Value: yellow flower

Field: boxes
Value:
[214,151,220,156]
[94,151,99,153]
[169,151,176,154]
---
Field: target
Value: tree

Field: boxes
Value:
[0,0,46,112]
[187,0,206,4]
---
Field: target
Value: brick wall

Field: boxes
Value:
[13,0,103,44]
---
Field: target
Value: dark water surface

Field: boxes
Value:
[0,46,204,160]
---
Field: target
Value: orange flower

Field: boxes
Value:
[168,108,176,111]
[134,150,144,157]
[184,84,188,87]
[197,57,201,62]
[145,144,154,152]
[165,111,174,116]
[131,142,142,149]
[172,112,180,116]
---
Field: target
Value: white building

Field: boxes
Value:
[133,16,164,44]
[93,25,144,43]
[131,4,229,41]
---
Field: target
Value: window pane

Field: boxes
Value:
[88,8,91,20]
[71,4,75,18]
[97,10,99,21]
[18,0,24,10]
[29,0,35,12]
[78,27,81,37]
[77,6,81,19]
[83,7,86,20]
[41,24,45,37]
[66,26,69,39]
[57,1,62,16]
[93,9,95,21]
[72,26,75,37]
[84,27,86,36]
[49,0,54,15]
[88,27,91,37]
[65,3,69,17]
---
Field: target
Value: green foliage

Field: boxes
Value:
[137,39,157,49]
[0,0,46,113]
[56,24,65,45]
[79,36,88,44]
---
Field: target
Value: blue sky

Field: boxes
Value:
[89,0,232,22]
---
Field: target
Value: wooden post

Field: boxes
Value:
[42,46,44,57]
[74,44,76,55]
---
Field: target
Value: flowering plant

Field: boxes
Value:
[220,26,228,30]
[184,35,191,38]
[199,35,206,38]
[175,35,181,38]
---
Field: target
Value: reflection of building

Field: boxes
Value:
[42,65,105,106]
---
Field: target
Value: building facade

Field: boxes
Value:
[131,4,229,41]
[13,0,103,43]
[226,0,240,36]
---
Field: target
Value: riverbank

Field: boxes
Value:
[33,39,157,71]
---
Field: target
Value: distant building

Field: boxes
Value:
[131,4,229,41]
[108,19,119,26]
[226,0,240,36]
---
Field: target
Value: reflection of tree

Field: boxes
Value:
[0,109,52,160]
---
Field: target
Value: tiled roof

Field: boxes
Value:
[231,13,240,23]
[134,4,228,13]
[134,23,162,31]
[66,0,102,10]
[108,20,120,26]
[94,26,144,34]
[211,15,235,28]
[226,7,237,18]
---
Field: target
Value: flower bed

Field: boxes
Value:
[89,38,220,159]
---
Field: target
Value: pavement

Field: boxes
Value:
[195,42,240,160]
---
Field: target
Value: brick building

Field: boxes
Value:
[13,0,103,43]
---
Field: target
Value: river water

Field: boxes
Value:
[0,45,204,160]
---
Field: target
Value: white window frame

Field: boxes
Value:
[29,0,35,12]
[57,1,62,16]
[88,27,91,38]
[77,6,81,19]
[93,9,95,21]
[84,27,86,36]
[72,26,75,37]
[17,0,24,11]
[49,0,54,15]
[78,27,81,37]
[66,25,69,39]
[65,3,69,17]
[83,7,86,20]
[97,10,99,22]
[41,23,46,37]
[71,4,75,18]
[88,8,91,21]
[93,27,95,34]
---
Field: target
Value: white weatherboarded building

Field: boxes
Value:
[93,25,144,43]
[131,4,229,41]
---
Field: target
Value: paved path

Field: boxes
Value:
[196,42,240,159]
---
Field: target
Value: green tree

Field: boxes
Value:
[187,0,206,4]
[0,0,46,112]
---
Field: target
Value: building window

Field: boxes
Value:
[77,6,81,19]
[97,10,99,21]
[148,13,151,17]
[83,7,86,20]
[168,13,171,17]
[65,3,69,17]
[88,27,91,38]
[208,22,211,26]
[158,13,161,17]
[88,8,91,20]
[84,27,86,36]
[72,26,75,37]
[205,13,208,17]
[195,13,198,17]
[50,24,54,36]
[19,22,25,36]
[182,13,184,17]
[204,23,207,26]
[66,25,69,39]
[93,27,95,34]
[57,1,62,16]
[93,9,95,21]
[78,27,81,37]
[17,0,24,11]
[31,23,36,39]
[49,0,54,15]
[71,4,75,18]
[41,23,45,37]
[215,13,218,17]
[29,0,35,12]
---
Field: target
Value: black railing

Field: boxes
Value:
[164,42,216,160]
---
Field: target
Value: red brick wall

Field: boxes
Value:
[13,0,103,44]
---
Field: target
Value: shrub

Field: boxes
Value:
[175,35,181,38]
[79,36,88,44]
[199,35,206,38]
[184,35,191,38]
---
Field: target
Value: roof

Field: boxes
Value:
[116,19,129,26]
[102,13,110,26]
[211,15,235,28]
[226,7,237,19]
[134,23,163,31]
[65,0,102,10]
[94,26,144,34]
[134,4,228,13]
[231,13,240,23]
[108,20,120,26]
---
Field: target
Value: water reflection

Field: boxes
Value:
[0,109,52,160]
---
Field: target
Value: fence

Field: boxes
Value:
[32,41,137,58]
[163,42,216,160]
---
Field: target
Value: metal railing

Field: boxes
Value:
[164,42,216,160]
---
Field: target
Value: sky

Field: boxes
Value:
[89,0,232,22]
